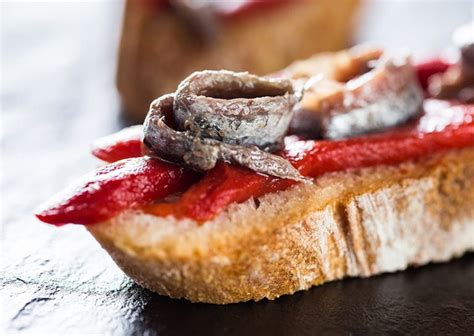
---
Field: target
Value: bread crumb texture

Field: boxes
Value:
[89,148,474,304]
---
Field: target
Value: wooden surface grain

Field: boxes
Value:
[1,1,473,334]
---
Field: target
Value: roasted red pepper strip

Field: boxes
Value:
[415,58,451,91]
[37,100,474,225]
[145,100,474,222]
[92,125,143,163]
[145,163,294,221]
[35,157,197,225]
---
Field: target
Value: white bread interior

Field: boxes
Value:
[88,148,474,304]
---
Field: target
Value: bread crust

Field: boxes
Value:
[89,148,474,304]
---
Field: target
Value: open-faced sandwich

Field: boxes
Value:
[36,39,474,304]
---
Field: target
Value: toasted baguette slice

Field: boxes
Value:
[88,148,474,304]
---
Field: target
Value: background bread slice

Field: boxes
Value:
[117,0,360,121]
[88,148,474,304]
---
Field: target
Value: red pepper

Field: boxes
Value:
[35,157,198,225]
[145,163,293,221]
[91,125,143,163]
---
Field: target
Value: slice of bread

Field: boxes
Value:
[88,148,474,304]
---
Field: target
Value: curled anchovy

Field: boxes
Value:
[174,70,299,151]
[143,93,308,183]
[291,53,423,139]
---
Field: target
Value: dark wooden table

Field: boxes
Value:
[2,1,473,334]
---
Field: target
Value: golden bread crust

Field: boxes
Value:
[89,148,474,304]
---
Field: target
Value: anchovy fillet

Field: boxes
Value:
[144,90,308,183]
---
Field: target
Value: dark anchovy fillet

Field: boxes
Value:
[291,55,423,139]
[174,70,299,151]
[143,94,189,164]
[143,93,308,183]
[323,58,423,139]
